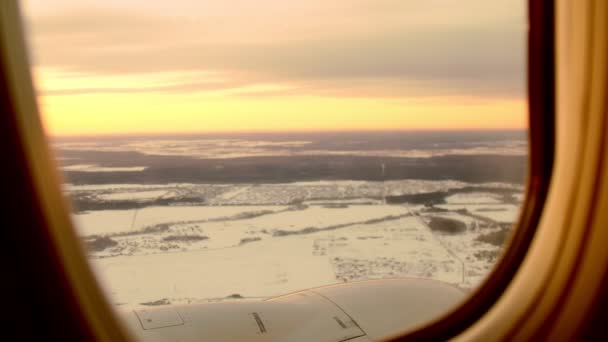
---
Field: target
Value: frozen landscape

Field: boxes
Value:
[56,131,526,308]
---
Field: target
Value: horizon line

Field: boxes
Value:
[47,127,528,139]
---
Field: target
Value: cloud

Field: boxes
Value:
[22,2,526,98]
[39,79,252,96]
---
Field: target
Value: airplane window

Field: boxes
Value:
[20,0,529,338]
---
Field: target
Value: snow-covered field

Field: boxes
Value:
[89,212,475,305]
[74,206,288,236]
[68,180,522,307]
[56,138,527,159]
[97,190,172,201]
[444,192,502,204]
[92,236,337,305]
[65,180,520,206]
[61,164,147,172]
[435,204,521,224]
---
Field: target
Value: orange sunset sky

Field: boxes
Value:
[21,0,527,136]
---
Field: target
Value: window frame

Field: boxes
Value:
[0,0,557,340]
[0,1,133,340]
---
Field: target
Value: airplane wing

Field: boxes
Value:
[121,278,464,342]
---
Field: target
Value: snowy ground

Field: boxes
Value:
[444,192,503,204]
[55,138,527,159]
[435,204,521,224]
[61,164,148,172]
[74,206,289,236]
[67,181,523,307]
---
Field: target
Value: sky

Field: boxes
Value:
[21,0,528,136]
